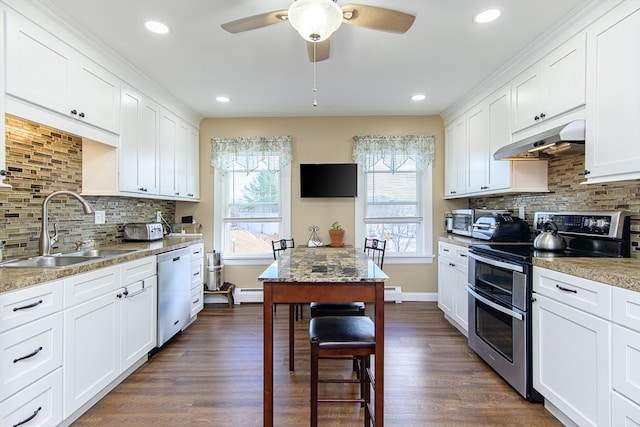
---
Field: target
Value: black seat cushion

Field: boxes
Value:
[310,302,365,316]
[309,316,375,349]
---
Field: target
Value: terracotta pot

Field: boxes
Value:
[328,230,345,247]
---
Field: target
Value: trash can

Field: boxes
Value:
[206,251,223,291]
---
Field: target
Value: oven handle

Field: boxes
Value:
[468,252,524,273]
[467,285,524,321]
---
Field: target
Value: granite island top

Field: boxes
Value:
[438,234,640,293]
[0,236,204,295]
[258,246,388,283]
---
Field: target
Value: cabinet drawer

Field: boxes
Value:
[613,325,640,406]
[533,267,611,319]
[190,287,203,317]
[612,287,640,332]
[0,312,63,401]
[612,391,640,427]
[190,243,204,258]
[64,265,120,307]
[0,368,63,427]
[121,256,157,285]
[0,280,63,332]
[190,260,203,290]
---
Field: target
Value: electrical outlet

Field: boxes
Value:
[156,211,162,222]
[518,206,526,220]
[94,210,106,224]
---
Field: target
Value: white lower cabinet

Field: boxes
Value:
[62,255,157,419]
[63,288,120,417]
[189,243,205,320]
[533,267,614,427]
[437,241,469,334]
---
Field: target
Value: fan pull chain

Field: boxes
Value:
[312,42,318,107]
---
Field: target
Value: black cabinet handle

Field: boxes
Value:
[540,113,546,119]
[70,109,78,115]
[79,112,85,118]
[13,346,43,363]
[556,284,577,293]
[13,406,42,427]
[13,300,43,311]
[584,170,591,176]
[534,115,540,121]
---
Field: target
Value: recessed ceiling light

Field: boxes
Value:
[216,96,231,103]
[145,20,170,34]
[411,94,426,101]
[474,8,501,24]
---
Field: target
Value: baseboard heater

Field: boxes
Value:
[234,286,403,304]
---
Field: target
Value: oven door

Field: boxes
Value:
[467,285,529,399]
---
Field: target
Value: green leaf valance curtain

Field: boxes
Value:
[211,136,293,175]
[352,135,435,172]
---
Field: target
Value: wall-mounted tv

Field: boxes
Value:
[300,163,358,198]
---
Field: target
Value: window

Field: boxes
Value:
[211,136,292,264]
[353,135,434,263]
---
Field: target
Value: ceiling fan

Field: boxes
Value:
[221,0,416,62]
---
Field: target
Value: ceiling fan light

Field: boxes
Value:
[288,0,343,42]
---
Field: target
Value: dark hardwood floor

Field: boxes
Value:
[72,302,561,426]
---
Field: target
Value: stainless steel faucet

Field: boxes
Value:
[39,191,94,256]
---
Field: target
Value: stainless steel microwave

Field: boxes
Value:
[451,209,511,236]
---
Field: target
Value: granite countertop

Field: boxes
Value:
[532,257,640,293]
[437,234,640,293]
[0,236,204,295]
[258,246,388,283]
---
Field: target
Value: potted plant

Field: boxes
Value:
[328,221,345,247]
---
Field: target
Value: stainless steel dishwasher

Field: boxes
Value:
[157,247,191,347]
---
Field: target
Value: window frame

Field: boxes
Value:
[213,163,291,266]
[354,163,434,264]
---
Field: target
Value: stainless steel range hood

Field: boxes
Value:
[494,119,585,160]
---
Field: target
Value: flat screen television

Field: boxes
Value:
[300,163,358,198]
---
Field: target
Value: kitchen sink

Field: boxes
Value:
[0,256,100,268]
[60,249,137,257]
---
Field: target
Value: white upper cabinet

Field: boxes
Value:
[186,126,200,199]
[120,85,160,195]
[584,1,640,184]
[4,12,120,144]
[159,109,200,201]
[486,87,512,191]
[444,116,467,197]
[511,33,586,133]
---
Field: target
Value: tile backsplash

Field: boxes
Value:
[1,115,175,259]
[469,154,640,257]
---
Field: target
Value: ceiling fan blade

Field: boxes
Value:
[221,10,288,33]
[307,40,330,62]
[341,4,415,34]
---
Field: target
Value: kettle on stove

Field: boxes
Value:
[533,221,567,251]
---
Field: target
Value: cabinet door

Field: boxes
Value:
[121,276,156,371]
[612,325,640,406]
[466,103,488,193]
[63,290,120,418]
[541,34,586,120]
[486,87,512,191]
[5,12,71,115]
[120,87,160,194]
[452,262,469,333]
[159,109,178,197]
[511,65,542,132]
[533,294,610,427]
[437,257,455,316]
[584,2,640,183]
[186,126,200,199]
[69,58,120,133]
[444,117,467,197]
[174,121,189,198]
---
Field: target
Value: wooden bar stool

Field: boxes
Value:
[309,316,376,427]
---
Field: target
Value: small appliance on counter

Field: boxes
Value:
[471,214,531,242]
[123,223,163,241]
[450,208,513,237]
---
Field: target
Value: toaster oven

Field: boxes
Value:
[123,223,164,241]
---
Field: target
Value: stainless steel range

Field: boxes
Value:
[466,211,630,402]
